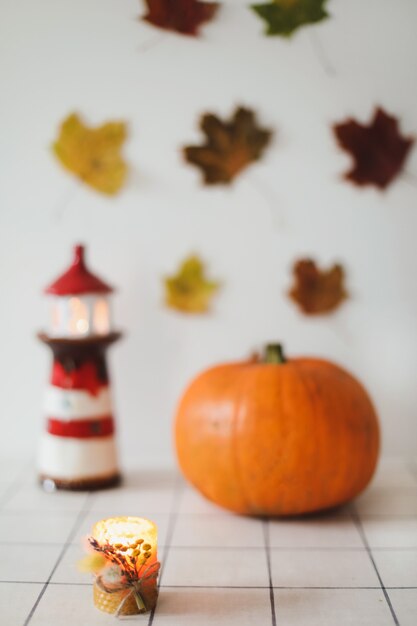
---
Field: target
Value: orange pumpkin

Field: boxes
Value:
[175,344,380,516]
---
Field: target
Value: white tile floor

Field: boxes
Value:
[0,458,416,625]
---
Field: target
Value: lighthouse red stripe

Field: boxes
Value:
[47,416,115,439]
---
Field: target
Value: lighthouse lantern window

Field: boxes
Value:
[93,297,111,335]
[49,295,112,338]
[68,296,89,335]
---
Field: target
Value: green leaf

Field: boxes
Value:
[251,0,329,37]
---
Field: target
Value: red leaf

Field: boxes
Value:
[142,0,219,36]
[333,107,414,189]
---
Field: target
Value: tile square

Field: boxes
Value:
[389,589,417,626]
[178,487,226,516]
[268,515,362,548]
[154,587,272,625]
[372,550,417,587]
[171,514,264,548]
[4,484,88,513]
[0,544,62,582]
[51,544,91,585]
[362,516,417,548]
[162,547,269,588]
[270,549,379,588]
[30,583,149,625]
[273,589,393,625]
[0,511,78,544]
[355,486,417,516]
[0,457,31,484]
[89,486,175,515]
[0,582,43,624]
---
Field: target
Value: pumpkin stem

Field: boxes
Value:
[264,343,286,364]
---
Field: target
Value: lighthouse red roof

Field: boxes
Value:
[45,245,113,296]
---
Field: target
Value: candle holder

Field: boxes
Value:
[37,244,122,490]
[83,517,160,616]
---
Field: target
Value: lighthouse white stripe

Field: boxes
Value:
[38,432,118,480]
[44,385,112,420]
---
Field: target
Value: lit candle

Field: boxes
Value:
[87,517,159,616]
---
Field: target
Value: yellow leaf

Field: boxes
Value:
[77,553,107,573]
[164,255,219,314]
[52,113,128,195]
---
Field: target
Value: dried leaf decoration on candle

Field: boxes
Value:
[142,0,219,36]
[164,255,219,313]
[183,107,273,184]
[52,113,128,195]
[333,108,414,190]
[82,536,160,616]
[251,0,329,37]
[289,258,348,315]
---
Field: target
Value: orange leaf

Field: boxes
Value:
[288,259,348,315]
[183,107,273,184]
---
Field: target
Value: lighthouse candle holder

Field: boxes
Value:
[38,244,122,491]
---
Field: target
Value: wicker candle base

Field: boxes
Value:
[93,583,139,615]
[93,581,158,615]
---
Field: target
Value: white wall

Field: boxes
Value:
[1,0,416,465]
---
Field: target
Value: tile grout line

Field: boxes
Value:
[2,541,417,552]
[3,580,417,590]
[148,476,183,626]
[22,491,95,626]
[263,520,277,626]
[351,507,400,626]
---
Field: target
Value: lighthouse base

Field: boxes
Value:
[38,433,121,492]
[39,472,121,492]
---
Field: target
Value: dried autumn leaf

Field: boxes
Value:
[184,107,272,184]
[142,0,219,36]
[52,113,128,195]
[77,553,107,573]
[251,0,329,37]
[333,108,414,190]
[288,259,348,315]
[164,255,219,314]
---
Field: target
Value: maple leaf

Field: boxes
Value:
[183,107,272,184]
[142,0,219,37]
[52,113,128,195]
[251,0,329,37]
[288,258,348,315]
[164,255,219,313]
[333,108,414,190]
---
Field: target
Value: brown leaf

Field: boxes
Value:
[142,0,219,37]
[288,259,348,315]
[183,107,273,184]
[333,107,414,189]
